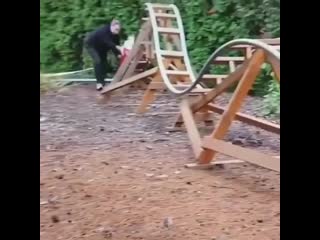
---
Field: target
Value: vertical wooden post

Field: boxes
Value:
[136,72,162,113]
[198,50,265,163]
[180,99,202,157]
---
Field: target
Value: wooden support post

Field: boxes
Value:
[180,99,202,157]
[189,60,249,113]
[136,72,163,113]
[229,61,236,73]
[174,94,214,128]
[198,50,265,164]
[206,103,280,134]
[174,60,249,127]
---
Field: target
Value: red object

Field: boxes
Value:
[120,48,130,65]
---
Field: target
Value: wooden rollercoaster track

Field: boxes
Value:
[100,3,280,173]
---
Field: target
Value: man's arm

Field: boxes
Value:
[103,37,121,56]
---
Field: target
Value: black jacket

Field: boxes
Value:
[85,24,121,56]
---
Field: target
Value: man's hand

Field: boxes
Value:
[116,46,122,52]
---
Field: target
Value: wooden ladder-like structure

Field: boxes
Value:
[100,3,280,173]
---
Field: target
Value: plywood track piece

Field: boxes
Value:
[207,103,280,134]
[202,137,280,172]
[101,67,158,95]
[180,99,202,157]
[185,160,244,170]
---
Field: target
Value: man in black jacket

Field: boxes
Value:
[84,19,122,91]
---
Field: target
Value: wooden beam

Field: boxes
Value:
[185,160,244,169]
[175,111,214,126]
[160,50,184,58]
[136,72,162,113]
[198,50,265,164]
[157,27,180,35]
[207,104,280,134]
[214,56,245,62]
[122,48,145,80]
[202,137,280,172]
[154,13,176,19]
[149,3,173,10]
[180,99,202,157]
[189,60,250,113]
[100,67,158,94]
[259,38,280,45]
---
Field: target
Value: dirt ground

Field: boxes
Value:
[40,85,280,240]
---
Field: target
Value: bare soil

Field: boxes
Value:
[40,85,280,240]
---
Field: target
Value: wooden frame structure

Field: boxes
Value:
[182,49,280,171]
[100,3,280,173]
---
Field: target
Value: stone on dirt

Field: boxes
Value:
[163,216,173,228]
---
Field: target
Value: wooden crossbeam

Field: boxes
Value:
[154,13,176,19]
[214,56,245,62]
[198,50,265,164]
[101,67,158,94]
[202,137,280,172]
[207,104,280,134]
[190,60,250,113]
[157,27,180,34]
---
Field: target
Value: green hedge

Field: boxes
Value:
[40,0,279,98]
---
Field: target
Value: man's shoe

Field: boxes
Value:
[96,83,103,91]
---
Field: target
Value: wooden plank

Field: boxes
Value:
[121,48,145,80]
[232,39,280,49]
[272,45,280,51]
[180,99,202,157]
[157,27,180,34]
[207,104,280,134]
[160,50,184,57]
[202,137,280,172]
[150,3,173,10]
[166,70,189,76]
[136,89,157,113]
[154,13,176,19]
[185,160,244,169]
[148,81,165,89]
[202,74,228,80]
[215,56,245,62]
[190,88,212,93]
[259,38,280,45]
[229,61,236,72]
[198,50,265,164]
[100,67,158,94]
[189,60,250,113]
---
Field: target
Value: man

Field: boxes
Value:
[84,19,122,91]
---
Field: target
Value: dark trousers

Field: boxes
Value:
[85,46,109,85]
